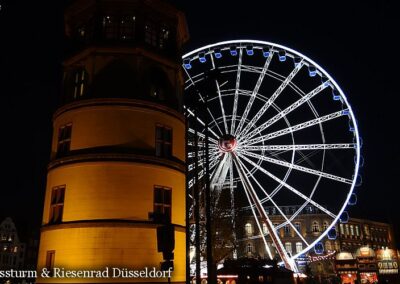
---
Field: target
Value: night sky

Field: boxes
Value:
[0,0,399,245]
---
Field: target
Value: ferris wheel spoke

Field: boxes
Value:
[237,152,336,219]
[233,153,293,268]
[236,157,310,247]
[237,61,304,138]
[238,149,352,184]
[239,81,329,141]
[211,153,230,186]
[240,143,356,151]
[244,109,347,145]
[234,53,274,136]
[185,107,220,140]
[195,92,225,136]
[187,127,219,145]
[231,48,243,134]
[215,80,229,134]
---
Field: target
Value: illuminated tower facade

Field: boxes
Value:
[37,0,188,283]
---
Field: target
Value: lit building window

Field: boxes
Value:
[145,20,157,47]
[364,225,370,236]
[355,225,360,237]
[312,221,320,233]
[285,242,292,255]
[49,186,65,224]
[245,223,253,235]
[323,221,329,231]
[325,240,332,251]
[153,186,172,221]
[73,69,87,99]
[262,223,268,235]
[57,124,72,157]
[296,242,302,253]
[155,125,172,158]
[350,225,355,236]
[345,224,350,236]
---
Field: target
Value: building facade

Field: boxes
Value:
[234,205,399,282]
[0,217,25,270]
[37,0,189,283]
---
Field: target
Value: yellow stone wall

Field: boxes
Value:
[51,103,185,161]
[38,103,186,283]
[42,162,185,225]
[37,227,185,283]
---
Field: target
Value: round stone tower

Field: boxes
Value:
[37,1,188,283]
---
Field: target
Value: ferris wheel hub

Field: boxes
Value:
[218,134,237,152]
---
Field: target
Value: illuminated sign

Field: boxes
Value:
[376,249,399,275]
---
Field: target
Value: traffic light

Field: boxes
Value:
[157,224,175,255]
[161,260,174,271]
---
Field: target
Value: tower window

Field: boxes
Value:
[49,186,65,224]
[155,125,172,158]
[46,251,55,276]
[103,15,117,39]
[120,15,136,40]
[323,221,329,231]
[159,24,170,49]
[73,69,87,99]
[153,186,172,221]
[57,124,72,157]
[145,20,157,47]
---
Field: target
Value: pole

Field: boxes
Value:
[194,110,201,284]
[204,95,217,284]
[185,112,191,284]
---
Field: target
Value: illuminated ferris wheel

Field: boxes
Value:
[183,40,362,272]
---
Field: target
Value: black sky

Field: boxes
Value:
[0,0,399,244]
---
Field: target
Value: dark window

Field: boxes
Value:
[73,69,87,99]
[154,186,172,220]
[103,15,118,40]
[46,251,55,275]
[159,24,170,49]
[120,15,136,40]
[57,124,72,157]
[145,20,157,47]
[155,125,172,158]
[312,221,320,233]
[284,225,291,236]
[49,186,65,224]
